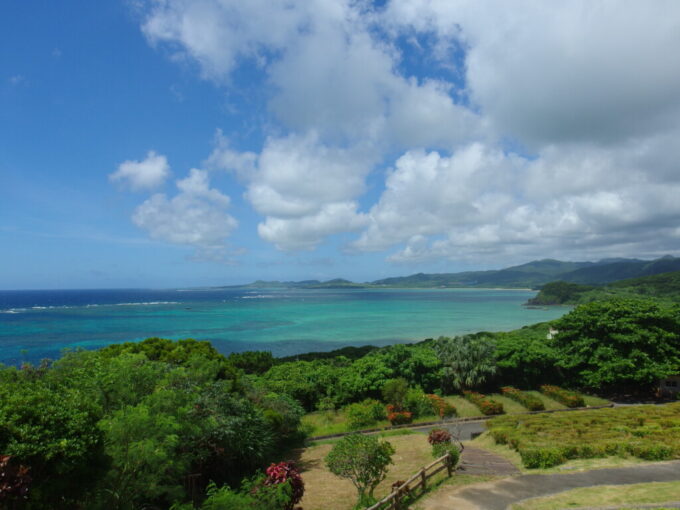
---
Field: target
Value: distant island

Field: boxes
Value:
[219,255,680,291]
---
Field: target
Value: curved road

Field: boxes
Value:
[421,460,680,510]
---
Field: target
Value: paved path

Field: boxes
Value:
[456,446,521,477]
[421,460,680,510]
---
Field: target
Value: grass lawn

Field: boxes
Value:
[443,395,483,418]
[581,393,610,406]
[488,393,528,414]
[510,481,680,509]
[526,391,565,410]
[294,432,476,510]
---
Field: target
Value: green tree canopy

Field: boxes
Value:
[552,298,680,390]
[325,433,394,506]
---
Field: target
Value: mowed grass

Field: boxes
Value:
[525,391,565,410]
[443,396,483,418]
[510,481,680,510]
[488,394,528,414]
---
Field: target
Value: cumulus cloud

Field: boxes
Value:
[132,169,238,261]
[134,0,680,264]
[209,132,370,250]
[385,0,680,147]
[110,151,170,191]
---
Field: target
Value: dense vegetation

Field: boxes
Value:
[487,403,680,468]
[529,270,680,305]
[0,339,306,509]
[1,296,678,508]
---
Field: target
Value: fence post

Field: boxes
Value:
[421,468,427,493]
[446,452,453,476]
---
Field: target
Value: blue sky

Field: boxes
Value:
[2,1,680,289]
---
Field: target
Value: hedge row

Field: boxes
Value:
[500,386,545,411]
[463,391,504,415]
[540,384,585,408]
[487,402,680,468]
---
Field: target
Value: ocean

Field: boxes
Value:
[0,287,569,366]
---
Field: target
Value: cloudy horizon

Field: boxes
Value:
[3,0,680,289]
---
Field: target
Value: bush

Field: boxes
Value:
[501,386,545,411]
[346,399,387,430]
[426,394,457,419]
[262,461,304,510]
[518,447,566,468]
[386,405,413,425]
[427,428,452,445]
[404,388,435,418]
[540,385,585,408]
[432,443,460,466]
[463,391,504,415]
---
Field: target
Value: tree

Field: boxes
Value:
[325,433,394,507]
[552,298,680,391]
[434,335,497,392]
[382,378,409,409]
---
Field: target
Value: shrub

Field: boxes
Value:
[540,385,585,408]
[346,399,387,430]
[426,394,457,418]
[463,391,504,415]
[427,428,452,445]
[518,447,566,468]
[404,389,435,418]
[263,461,304,510]
[432,443,461,466]
[501,386,545,411]
[386,405,413,425]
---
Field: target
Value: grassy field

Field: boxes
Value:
[487,402,680,468]
[510,481,680,509]
[292,432,491,510]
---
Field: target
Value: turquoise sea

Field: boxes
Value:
[0,287,569,366]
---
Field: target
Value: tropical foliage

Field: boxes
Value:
[434,335,497,392]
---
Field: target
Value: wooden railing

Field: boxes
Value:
[366,452,454,510]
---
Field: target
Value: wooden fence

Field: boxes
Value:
[365,452,454,510]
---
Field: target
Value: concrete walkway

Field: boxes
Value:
[420,460,680,510]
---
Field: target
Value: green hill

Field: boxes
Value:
[529,270,680,305]
[227,255,680,290]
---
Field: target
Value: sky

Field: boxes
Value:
[2,0,680,289]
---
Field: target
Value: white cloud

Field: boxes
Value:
[135,0,680,264]
[385,0,680,147]
[110,151,170,191]
[132,168,238,260]
[209,132,370,250]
